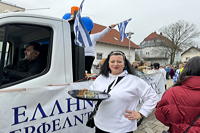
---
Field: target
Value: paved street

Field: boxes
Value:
[134,110,168,133]
[134,79,174,133]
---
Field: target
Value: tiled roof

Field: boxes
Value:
[91,23,140,49]
[143,32,158,41]
[143,32,178,49]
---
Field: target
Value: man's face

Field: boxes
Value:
[24,46,39,61]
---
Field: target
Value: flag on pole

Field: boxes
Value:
[118,18,132,41]
[73,0,92,47]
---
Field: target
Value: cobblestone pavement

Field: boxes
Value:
[134,111,168,133]
[134,79,174,133]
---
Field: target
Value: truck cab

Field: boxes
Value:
[0,13,94,133]
[0,12,85,89]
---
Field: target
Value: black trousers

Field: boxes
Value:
[95,126,133,133]
[85,56,95,74]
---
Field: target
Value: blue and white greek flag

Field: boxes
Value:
[118,18,132,41]
[73,0,92,47]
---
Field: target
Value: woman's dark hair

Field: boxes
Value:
[99,51,136,77]
[174,56,200,86]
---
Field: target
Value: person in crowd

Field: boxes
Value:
[155,56,200,133]
[132,61,139,69]
[159,65,167,90]
[173,63,184,83]
[154,63,167,91]
[85,24,116,74]
[146,62,160,74]
[145,63,166,97]
[159,65,167,79]
[169,65,175,79]
[137,60,146,73]
[165,65,171,80]
[3,42,45,82]
[90,51,158,133]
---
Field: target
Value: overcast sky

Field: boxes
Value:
[3,0,200,45]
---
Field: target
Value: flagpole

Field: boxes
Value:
[127,32,134,60]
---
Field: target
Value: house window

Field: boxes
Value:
[96,53,103,60]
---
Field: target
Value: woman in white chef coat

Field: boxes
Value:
[91,51,158,133]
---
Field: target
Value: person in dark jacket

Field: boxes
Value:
[155,56,200,133]
[169,66,175,79]
[4,42,45,83]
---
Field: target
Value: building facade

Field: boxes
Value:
[181,46,200,62]
[95,42,137,65]
[137,32,181,65]
[137,32,169,65]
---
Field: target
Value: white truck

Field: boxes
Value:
[0,12,94,133]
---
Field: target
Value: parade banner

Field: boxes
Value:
[140,71,166,99]
[0,81,94,133]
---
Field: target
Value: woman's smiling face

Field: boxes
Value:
[109,55,125,75]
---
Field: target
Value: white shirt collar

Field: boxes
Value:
[109,70,128,78]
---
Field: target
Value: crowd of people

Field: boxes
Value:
[132,60,186,84]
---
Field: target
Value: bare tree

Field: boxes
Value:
[159,20,200,64]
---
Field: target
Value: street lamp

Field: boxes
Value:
[126,32,134,60]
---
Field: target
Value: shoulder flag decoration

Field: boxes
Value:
[74,0,92,47]
[118,18,132,41]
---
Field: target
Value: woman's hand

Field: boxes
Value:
[124,110,142,120]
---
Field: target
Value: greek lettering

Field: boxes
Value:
[52,119,61,131]
[37,122,50,133]
[62,116,72,128]
[12,105,28,125]
[49,100,64,117]
[66,98,80,112]
[25,126,35,133]
[30,103,48,121]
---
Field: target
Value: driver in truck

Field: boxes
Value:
[3,42,46,83]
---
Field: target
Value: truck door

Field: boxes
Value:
[0,24,52,88]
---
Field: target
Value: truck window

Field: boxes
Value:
[0,24,53,87]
